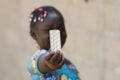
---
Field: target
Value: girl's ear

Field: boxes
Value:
[30,30,37,40]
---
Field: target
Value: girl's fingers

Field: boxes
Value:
[50,50,64,65]
[45,50,64,69]
[48,49,51,52]
[58,53,64,66]
[45,51,54,60]
[55,52,62,65]
[50,52,60,63]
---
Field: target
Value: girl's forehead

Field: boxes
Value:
[45,18,63,26]
[36,18,63,29]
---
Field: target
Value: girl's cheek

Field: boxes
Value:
[42,34,49,41]
[43,33,49,38]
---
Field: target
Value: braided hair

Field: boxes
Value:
[29,6,65,30]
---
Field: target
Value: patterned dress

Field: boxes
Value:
[28,49,81,80]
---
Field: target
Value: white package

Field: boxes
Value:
[49,30,61,51]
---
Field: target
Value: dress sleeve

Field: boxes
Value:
[28,49,47,80]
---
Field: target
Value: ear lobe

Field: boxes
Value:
[30,30,37,40]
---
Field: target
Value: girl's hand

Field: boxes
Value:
[44,50,64,70]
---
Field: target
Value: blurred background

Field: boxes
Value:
[0,0,120,80]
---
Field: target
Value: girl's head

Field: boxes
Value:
[29,6,67,50]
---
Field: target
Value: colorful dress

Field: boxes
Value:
[28,49,81,80]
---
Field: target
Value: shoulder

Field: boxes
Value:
[64,58,79,73]
[64,58,75,66]
[28,49,47,74]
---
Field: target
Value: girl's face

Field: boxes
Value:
[34,13,67,50]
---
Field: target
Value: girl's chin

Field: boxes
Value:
[41,46,50,50]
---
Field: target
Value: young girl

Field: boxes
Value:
[28,6,81,80]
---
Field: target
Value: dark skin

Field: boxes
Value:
[30,12,67,73]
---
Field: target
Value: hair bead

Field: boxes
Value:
[29,7,48,23]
